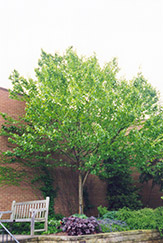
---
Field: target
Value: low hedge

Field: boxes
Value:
[98,206,163,236]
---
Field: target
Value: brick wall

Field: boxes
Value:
[133,172,163,208]
[0,87,25,152]
[0,87,43,211]
[0,87,162,216]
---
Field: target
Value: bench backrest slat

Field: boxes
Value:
[10,197,49,220]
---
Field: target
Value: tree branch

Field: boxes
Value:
[59,148,76,165]
[82,170,90,187]
[110,126,127,144]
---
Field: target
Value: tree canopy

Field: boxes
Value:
[1,47,163,213]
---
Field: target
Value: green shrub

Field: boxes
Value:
[97,206,163,236]
[100,158,143,210]
[97,205,108,217]
[83,186,94,213]
[50,213,64,220]
[102,211,118,220]
[44,219,62,234]
[97,206,118,220]
[116,207,163,236]
[106,171,143,210]
[3,215,64,235]
[71,214,88,219]
[154,207,163,236]
[4,222,30,235]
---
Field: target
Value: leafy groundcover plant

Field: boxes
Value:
[98,218,129,233]
[98,206,163,237]
[61,216,101,236]
[116,207,163,236]
[97,208,129,233]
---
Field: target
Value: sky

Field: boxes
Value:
[0,0,163,101]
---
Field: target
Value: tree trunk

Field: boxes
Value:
[78,171,83,214]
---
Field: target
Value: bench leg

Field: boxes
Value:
[31,219,35,236]
[31,215,35,236]
[45,218,48,232]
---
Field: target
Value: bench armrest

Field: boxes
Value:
[30,208,46,213]
[0,211,12,219]
[30,208,47,236]
[30,208,47,218]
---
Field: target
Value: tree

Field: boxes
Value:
[0,47,162,214]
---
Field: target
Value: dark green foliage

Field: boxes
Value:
[83,186,94,213]
[101,158,143,210]
[52,213,64,220]
[139,159,163,192]
[4,222,31,235]
[106,173,143,210]
[36,165,57,217]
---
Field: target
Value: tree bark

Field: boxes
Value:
[78,171,83,214]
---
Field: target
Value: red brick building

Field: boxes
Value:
[0,87,162,216]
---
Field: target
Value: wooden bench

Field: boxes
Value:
[0,197,49,236]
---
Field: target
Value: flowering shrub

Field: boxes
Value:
[61,216,101,236]
[98,218,129,232]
